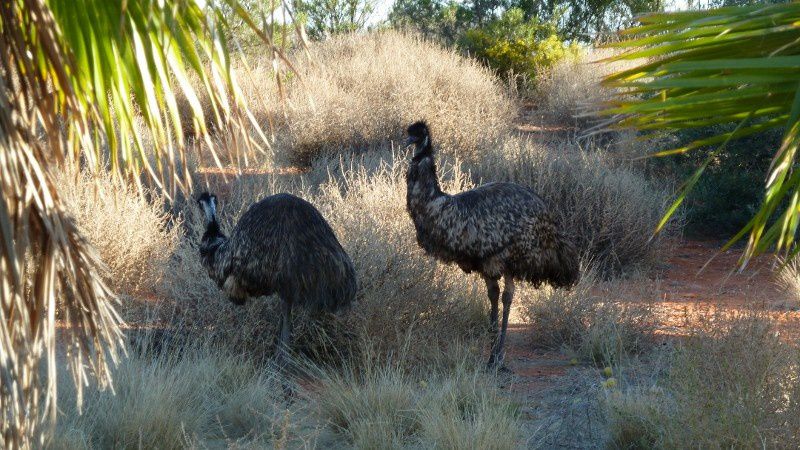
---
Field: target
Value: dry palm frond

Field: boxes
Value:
[0,0,292,446]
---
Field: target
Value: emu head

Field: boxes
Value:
[197,192,218,225]
[406,121,432,158]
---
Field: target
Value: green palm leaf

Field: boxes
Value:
[0,0,294,445]
[602,2,800,267]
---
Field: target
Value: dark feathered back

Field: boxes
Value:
[406,122,579,289]
[200,193,357,313]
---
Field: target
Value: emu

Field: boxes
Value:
[405,121,579,369]
[197,192,357,364]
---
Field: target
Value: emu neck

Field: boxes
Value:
[407,143,446,210]
[200,219,227,258]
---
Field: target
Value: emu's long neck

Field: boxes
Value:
[200,219,227,262]
[407,141,447,220]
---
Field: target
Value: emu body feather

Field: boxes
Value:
[198,192,356,362]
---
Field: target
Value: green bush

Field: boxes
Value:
[647,123,781,236]
[459,8,579,81]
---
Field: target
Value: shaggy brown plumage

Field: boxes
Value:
[197,192,356,363]
[405,121,579,368]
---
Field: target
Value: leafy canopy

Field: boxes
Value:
[459,8,580,80]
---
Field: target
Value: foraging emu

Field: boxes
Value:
[405,121,579,369]
[197,192,357,363]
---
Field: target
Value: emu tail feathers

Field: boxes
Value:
[292,251,357,314]
[551,237,580,289]
[519,234,580,289]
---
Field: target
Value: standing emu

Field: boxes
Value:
[405,121,579,369]
[197,192,357,363]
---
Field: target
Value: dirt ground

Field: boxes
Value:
[503,238,800,446]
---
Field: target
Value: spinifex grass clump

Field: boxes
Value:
[311,350,521,449]
[606,313,800,448]
[521,270,655,366]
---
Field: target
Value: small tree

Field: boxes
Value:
[459,8,579,80]
[296,0,375,38]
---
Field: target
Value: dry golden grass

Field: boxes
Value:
[196,31,515,166]
[47,336,520,449]
[309,347,520,449]
[46,339,304,449]
[520,270,656,366]
[776,259,800,310]
[54,167,180,300]
[533,48,641,123]
[605,312,800,448]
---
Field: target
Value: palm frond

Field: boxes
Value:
[602,2,800,266]
[0,0,293,445]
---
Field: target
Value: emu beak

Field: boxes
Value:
[405,136,416,146]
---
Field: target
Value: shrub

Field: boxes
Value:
[45,340,298,449]
[459,9,579,84]
[475,136,677,276]
[312,352,520,449]
[229,31,515,165]
[532,48,640,123]
[520,270,656,366]
[54,167,180,300]
[606,313,800,448]
[777,259,800,310]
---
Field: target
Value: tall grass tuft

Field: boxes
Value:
[55,168,181,300]
[521,270,656,366]
[606,312,800,448]
[311,349,520,449]
[46,339,298,449]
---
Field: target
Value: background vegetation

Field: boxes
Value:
[6,0,800,447]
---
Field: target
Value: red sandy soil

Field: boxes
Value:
[504,239,800,396]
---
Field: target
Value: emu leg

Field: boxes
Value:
[487,276,515,369]
[275,300,293,367]
[484,276,500,334]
